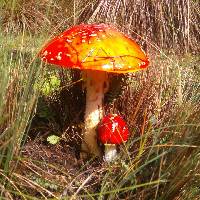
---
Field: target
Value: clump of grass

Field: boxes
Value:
[1,0,199,53]
[0,0,63,34]
[0,31,44,198]
[93,52,199,199]
[86,0,200,53]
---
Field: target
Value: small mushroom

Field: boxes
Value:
[97,114,129,162]
[39,23,149,157]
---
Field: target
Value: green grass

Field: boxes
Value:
[0,31,42,179]
[0,0,200,199]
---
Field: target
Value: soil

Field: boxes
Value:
[19,139,104,198]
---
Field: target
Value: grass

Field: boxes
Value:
[0,0,200,199]
[0,32,42,172]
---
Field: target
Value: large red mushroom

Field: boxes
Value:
[39,23,149,157]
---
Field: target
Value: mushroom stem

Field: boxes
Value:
[104,144,117,162]
[82,70,109,156]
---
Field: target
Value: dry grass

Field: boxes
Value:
[1,0,199,52]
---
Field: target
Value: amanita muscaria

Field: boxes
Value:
[97,114,129,161]
[39,23,149,157]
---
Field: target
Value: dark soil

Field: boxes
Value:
[22,141,79,172]
[20,139,104,198]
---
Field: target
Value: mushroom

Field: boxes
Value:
[97,114,129,162]
[39,23,149,157]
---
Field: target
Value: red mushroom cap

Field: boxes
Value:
[39,23,149,73]
[97,114,129,144]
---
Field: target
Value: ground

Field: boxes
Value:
[20,138,105,198]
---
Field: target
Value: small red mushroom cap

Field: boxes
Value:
[39,23,149,73]
[97,114,129,144]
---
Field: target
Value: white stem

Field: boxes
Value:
[104,144,117,162]
[82,70,108,156]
